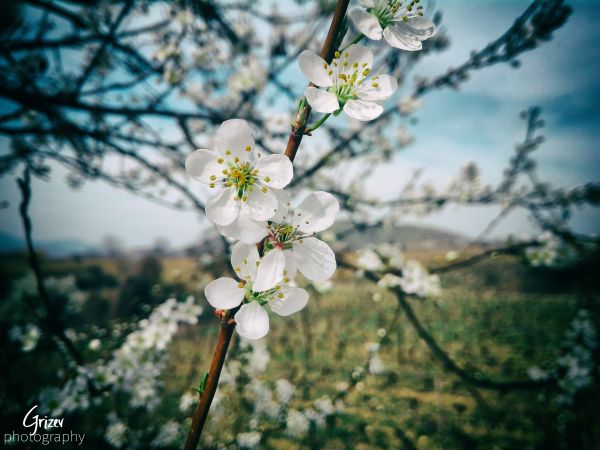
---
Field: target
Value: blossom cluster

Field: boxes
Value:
[524,231,576,268]
[194,337,345,448]
[186,119,340,340]
[182,0,439,338]
[34,296,204,448]
[527,309,598,405]
[355,244,441,298]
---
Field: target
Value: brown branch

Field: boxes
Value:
[183,2,351,448]
[283,0,350,163]
[184,318,236,450]
[344,261,556,392]
[17,166,84,366]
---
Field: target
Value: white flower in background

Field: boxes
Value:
[151,421,181,448]
[219,191,339,282]
[556,310,597,405]
[369,353,385,374]
[527,366,549,381]
[286,409,310,437]
[299,44,397,121]
[9,324,41,352]
[349,0,436,51]
[398,259,440,297]
[88,338,101,351]
[311,279,333,294]
[204,243,309,340]
[186,119,293,226]
[398,95,423,115]
[250,380,279,419]
[525,231,560,267]
[356,248,383,271]
[237,431,262,449]
[304,407,325,427]
[228,56,267,94]
[240,339,271,374]
[377,273,402,288]
[314,396,335,416]
[174,295,204,324]
[105,420,127,448]
[179,391,196,412]
[275,378,295,404]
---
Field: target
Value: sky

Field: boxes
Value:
[0,0,598,250]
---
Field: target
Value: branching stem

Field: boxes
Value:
[183,2,351,448]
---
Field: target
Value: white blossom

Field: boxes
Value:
[314,396,335,416]
[398,96,423,115]
[105,420,127,448]
[286,409,310,437]
[237,431,262,449]
[186,119,293,226]
[356,248,384,271]
[369,353,385,374]
[299,45,397,121]
[151,421,181,448]
[179,391,196,412]
[88,338,101,351]
[219,191,339,281]
[275,378,295,404]
[204,243,309,340]
[349,0,436,51]
[397,260,441,298]
[10,324,41,352]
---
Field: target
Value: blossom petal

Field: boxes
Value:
[219,216,268,245]
[270,287,308,316]
[283,249,298,280]
[292,237,336,281]
[241,185,278,221]
[298,50,334,87]
[356,74,397,101]
[215,118,255,162]
[231,242,260,282]
[343,99,383,121]
[340,44,373,76]
[253,248,285,292]
[304,87,339,114]
[293,191,339,234]
[185,149,222,184]
[204,277,244,309]
[255,154,293,189]
[383,18,436,51]
[271,189,291,223]
[348,9,383,40]
[206,186,240,226]
[235,302,269,340]
[358,0,375,7]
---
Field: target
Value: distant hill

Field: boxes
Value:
[183,221,468,256]
[0,231,97,258]
[332,221,468,250]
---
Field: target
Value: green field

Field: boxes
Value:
[158,253,598,449]
[1,251,598,449]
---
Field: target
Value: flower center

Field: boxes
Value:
[325,50,373,103]
[371,0,424,28]
[220,161,258,200]
[240,280,287,304]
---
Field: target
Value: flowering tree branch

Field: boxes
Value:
[184,2,351,448]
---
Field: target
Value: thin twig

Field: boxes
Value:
[17,166,84,366]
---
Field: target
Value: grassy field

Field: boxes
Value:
[1,250,597,449]
[157,252,598,450]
